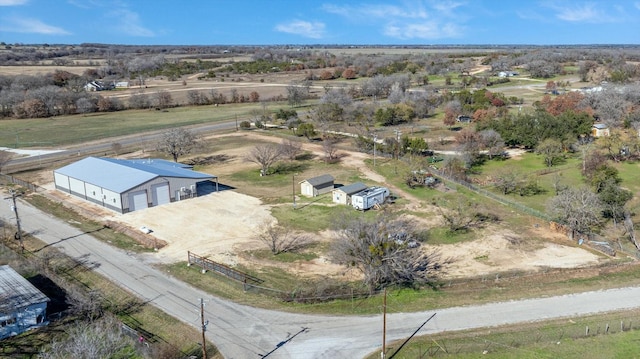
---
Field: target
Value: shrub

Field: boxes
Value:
[239,121,251,130]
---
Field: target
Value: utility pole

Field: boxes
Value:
[381,287,387,359]
[5,190,23,253]
[292,174,296,209]
[373,133,378,167]
[200,298,208,359]
[394,129,402,160]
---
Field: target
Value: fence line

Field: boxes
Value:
[0,173,44,193]
[187,251,263,287]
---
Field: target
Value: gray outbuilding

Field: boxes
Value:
[0,265,49,339]
[332,182,368,205]
[54,157,217,213]
[299,174,334,197]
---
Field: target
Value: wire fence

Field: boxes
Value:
[0,173,45,193]
[389,310,640,358]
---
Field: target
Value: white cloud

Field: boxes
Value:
[322,1,466,40]
[275,20,326,39]
[543,2,615,23]
[0,0,28,6]
[107,8,154,37]
[384,21,462,40]
[635,1,640,10]
[0,16,70,35]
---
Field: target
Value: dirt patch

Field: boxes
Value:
[435,228,601,278]
[103,191,275,266]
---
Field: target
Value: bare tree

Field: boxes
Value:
[155,89,173,109]
[322,135,339,162]
[156,128,198,162]
[286,80,310,108]
[330,211,448,292]
[245,144,282,176]
[255,221,311,254]
[38,314,135,359]
[547,186,603,239]
[279,138,302,160]
[111,142,122,157]
[479,129,505,160]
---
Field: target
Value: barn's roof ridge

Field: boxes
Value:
[54,157,214,193]
[301,174,334,186]
[0,265,49,314]
[333,182,368,195]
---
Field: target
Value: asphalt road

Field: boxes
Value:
[2,191,640,358]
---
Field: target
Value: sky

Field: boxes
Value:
[0,0,639,46]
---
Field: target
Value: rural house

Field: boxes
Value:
[299,174,334,197]
[592,123,610,138]
[0,265,49,340]
[54,157,218,213]
[83,81,113,92]
[332,182,368,205]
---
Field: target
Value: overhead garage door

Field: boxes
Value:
[129,190,148,212]
[152,183,170,206]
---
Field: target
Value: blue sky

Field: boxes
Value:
[0,0,639,45]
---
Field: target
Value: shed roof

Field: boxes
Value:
[593,123,609,129]
[0,265,49,314]
[301,174,334,187]
[333,182,368,195]
[55,157,215,193]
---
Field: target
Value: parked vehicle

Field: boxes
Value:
[351,187,390,210]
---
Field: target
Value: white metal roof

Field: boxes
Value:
[54,157,215,193]
[0,265,49,314]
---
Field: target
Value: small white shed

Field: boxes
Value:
[299,174,334,197]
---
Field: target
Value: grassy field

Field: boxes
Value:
[366,309,640,359]
[0,102,283,148]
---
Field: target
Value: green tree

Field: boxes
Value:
[296,122,316,140]
[535,138,564,167]
[598,179,632,224]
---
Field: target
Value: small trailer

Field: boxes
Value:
[351,187,390,210]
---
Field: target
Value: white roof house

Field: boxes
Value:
[0,265,49,339]
[54,157,217,213]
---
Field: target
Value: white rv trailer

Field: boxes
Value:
[351,186,390,210]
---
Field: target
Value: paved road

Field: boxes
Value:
[3,194,640,358]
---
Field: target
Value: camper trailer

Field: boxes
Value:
[351,187,390,210]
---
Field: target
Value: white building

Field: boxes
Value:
[54,157,218,213]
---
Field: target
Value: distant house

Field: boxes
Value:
[84,81,114,92]
[0,265,49,340]
[114,81,129,88]
[456,115,472,123]
[592,123,610,138]
[299,174,334,197]
[332,182,368,205]
[498,71,519,78]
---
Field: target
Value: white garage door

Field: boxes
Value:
[129,190,148,211]
[152,183,170,206]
